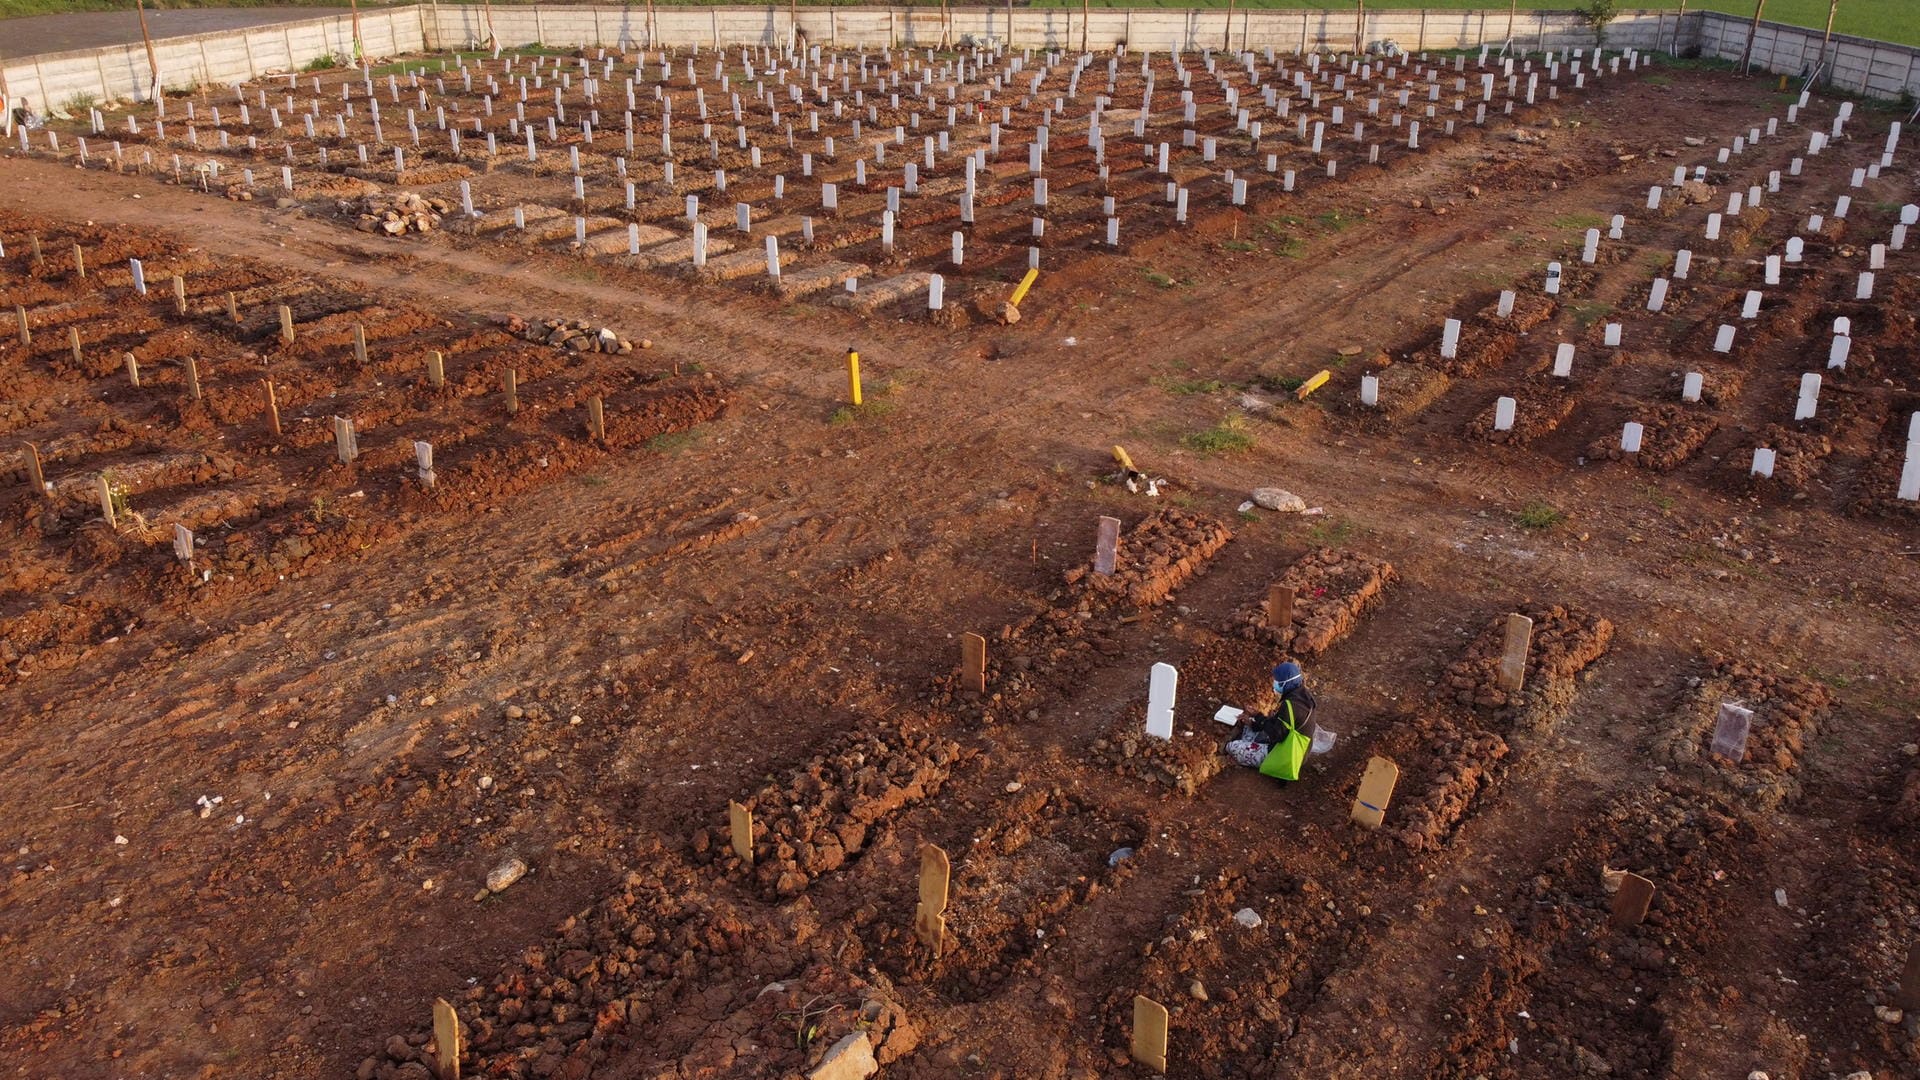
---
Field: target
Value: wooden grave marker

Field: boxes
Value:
[172,274,187,315]
[278,303,294,343]
[414,440,436,490]
[20,443,45,496]
[431,997,462,1080]
[586,395,606,441]
[1267,583,1296,635]
[504,369,519,414]
[332,416,359,463]
[125,352,140,386]
[351,323,369,365]
[68,326,83,366]
[172,523,194,562]
[1094,515,1121,576]
[184,357,202,400]
[97,474,118,528]
[1610,872,1655,928]
[71,244,85,278]
[1350,755,1399,830]
[28,233,42,264]
[1496,612,1534,693]
[727,800,754,865]
[226,291,239,323]
[14,304,27,347]
[914,843,950,958]
[1131,995,1169,1074]
[1709,702,1752,762]
[959,632,987,694]
[263,380,282,435]
[426,350,445,387]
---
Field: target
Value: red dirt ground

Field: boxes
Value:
[2,48,1918,1080]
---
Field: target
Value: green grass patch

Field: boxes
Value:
[1142,269,1177,289]
[1157,375,1228,396]
[1315,209,1358,232]
[1567,299,1613,329]
[645,430,702,455]
[1221,239,1258,253]
[1549,212,1607,231]
[829,400,897,425]
[1515,501,1567,529]
[1182,414,1255,454]
[1306,516,1357,549]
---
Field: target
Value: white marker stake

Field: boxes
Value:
[1497,291,1515,318]
[1621,422,1644,454]
[1360,374,1379,407]
[1145,663,1177,741]
[1682,372,1704,403]
[1714,325,1736,353]
[1752,447,1776,478]
[1795,373,1821,421]
[1545,262,1562,295]
[1439,318,1461,359]
[1829,336,1851,370]
[1494,396,1517,431]
[1553,343,1575,377]
[1604,323,1622,347]
[1647,278,1669,312]
[1674,250,1692,280]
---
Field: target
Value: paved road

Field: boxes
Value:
[1,7,352,60]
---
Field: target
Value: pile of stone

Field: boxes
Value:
[503,314,641,355]
[350,192,448,235]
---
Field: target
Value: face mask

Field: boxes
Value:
[1272,681,1284,696]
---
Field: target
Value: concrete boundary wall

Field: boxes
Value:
[1695,11,1920,104]
[426,6,1684,56]
[2,9,427,110]
[7,7,1920,114]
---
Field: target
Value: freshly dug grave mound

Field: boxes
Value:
[1585,403,1718,471]
[927,508,1233,723]
[1374,711,1513,852]
[1230,546,1398,656]
[691,727,972,898]
[1439,604,1614,734]
[1465,379,1580,445]
[1648,657,1833,812]
[1101,860,1356,1072]
[1063,508,1233,608]
[1090,636,1274,795]
[862,786,1145,1002]
[364,843,790,1080]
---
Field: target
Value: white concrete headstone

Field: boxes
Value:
[1795,373,1821,421]
[1621,422,1644,453]
[1145,662,1177,741]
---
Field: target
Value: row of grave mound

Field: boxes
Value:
[690,726,971,898]
[360,840,919,1080]
[925,507,1232,723]
[1093,548,1400,795]
[1376,604,1614,852]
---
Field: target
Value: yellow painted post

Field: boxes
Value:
[1295,369,1332,400]
[847,348,862,406]
[1008,267,1040,308]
